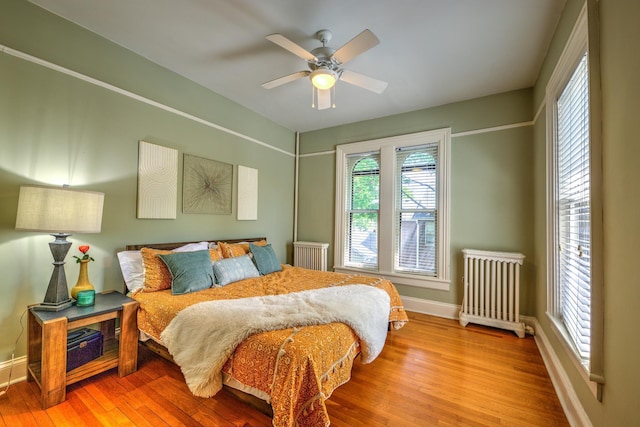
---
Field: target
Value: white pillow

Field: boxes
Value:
[117,241,210,292]
[173,241,209,252]
[117,250,144,293]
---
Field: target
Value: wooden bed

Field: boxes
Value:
[120,238,408,427]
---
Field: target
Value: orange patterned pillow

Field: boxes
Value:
[218,240,267,258]
[141,247,225,292]
[141,248,173,292]
[208,243,223,256]
[209,248,224,262]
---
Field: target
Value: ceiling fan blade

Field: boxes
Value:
[340,70,388,94]
[261,71,310,90]
[332,29,380,65]
[266,34,317,61]
[316,89,332,110]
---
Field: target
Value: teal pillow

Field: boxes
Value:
[250,243,282,275]
[158,250,215,295]
[212,255,260,286]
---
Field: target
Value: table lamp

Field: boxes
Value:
[15,185,104,311]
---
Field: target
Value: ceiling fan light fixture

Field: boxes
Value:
[310,68,337,90]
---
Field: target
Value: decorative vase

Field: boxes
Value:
[71,259,94,300]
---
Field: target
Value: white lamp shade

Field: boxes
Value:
[15,185,104,233]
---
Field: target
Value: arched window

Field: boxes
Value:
[396,148,437,275]
[345,155,380,268]
[335,128,450,290]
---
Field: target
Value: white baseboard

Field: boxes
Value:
[0,355,27,389]
[400,295,460,319]
[531,318,592,427]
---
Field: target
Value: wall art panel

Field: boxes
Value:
[183,154,233,214]
[137,141,178,219]
[237,165,258,220]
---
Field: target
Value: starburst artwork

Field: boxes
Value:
[182,154,233,214]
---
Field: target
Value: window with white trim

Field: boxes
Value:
[345,153,380,268]
[555,52,591,360]
[335,129,450,290]
[395,145,438,276]
[546,5,603,398]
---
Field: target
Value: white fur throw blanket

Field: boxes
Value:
[160,284,391,398]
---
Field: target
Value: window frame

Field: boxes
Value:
[545,3,604,400]
[335,129,451,290]
[394,145,439,276]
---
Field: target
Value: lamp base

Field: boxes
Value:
[38,233,74,312]
[32,299,74,312]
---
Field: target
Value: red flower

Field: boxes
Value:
[74,245,95,263]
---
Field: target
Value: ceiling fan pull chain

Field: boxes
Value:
[332,85,336,109]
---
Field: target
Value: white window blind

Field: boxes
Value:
[556,52,591,360]
[345,153,380,268]
[395,145,438,276]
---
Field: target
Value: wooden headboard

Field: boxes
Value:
[125,237,267,251]
[122,237,267,293]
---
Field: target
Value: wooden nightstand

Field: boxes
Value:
[27,291,139,409]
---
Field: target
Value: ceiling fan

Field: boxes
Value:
[261,29,388,110]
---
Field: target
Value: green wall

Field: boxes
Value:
[597,0,640,421]
[0,0,295,362]
[298,89,535,309]
[532,0,640,425]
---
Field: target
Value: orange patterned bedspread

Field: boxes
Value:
[133,265,408,427]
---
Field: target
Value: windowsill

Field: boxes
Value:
[546,312,602,401]
[333,266,450,291]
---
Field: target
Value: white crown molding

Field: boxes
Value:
[451,121,533,138]
[0,44,293,158]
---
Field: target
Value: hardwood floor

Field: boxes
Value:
[0,312,569,426]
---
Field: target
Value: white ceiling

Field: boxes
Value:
[29,0,565,133]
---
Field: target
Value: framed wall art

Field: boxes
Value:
[182,154,233,214]
[137,141,178,219]
[237,165,258,220]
